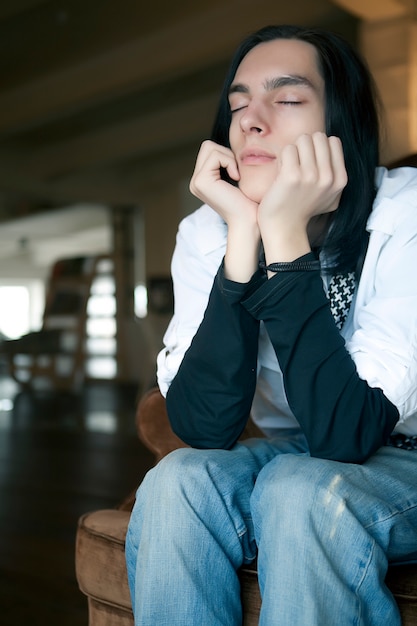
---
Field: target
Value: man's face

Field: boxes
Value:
[228,38,326,204]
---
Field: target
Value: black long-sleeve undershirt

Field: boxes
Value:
[166,258,399,463]
[166,265,262,450]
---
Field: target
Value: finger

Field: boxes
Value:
[190,143,241,201]
[193,142,240,181]
[318,136,347,213]
[296,133,322,178]
[307,133,347,192]
[279,142,301,177]
[328,136,348,189]
[298,133,346,214]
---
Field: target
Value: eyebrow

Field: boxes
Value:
[228,74,317,96]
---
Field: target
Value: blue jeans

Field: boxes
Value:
[125,435,417,625]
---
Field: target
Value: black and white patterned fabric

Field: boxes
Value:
[328,271,356,330]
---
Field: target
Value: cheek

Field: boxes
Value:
[238,163,280,203]
[238,179,264,203]
[228,123,239,153]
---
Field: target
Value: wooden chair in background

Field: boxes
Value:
[1,255,108,390]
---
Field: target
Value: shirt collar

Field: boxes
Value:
[367,166,417,235]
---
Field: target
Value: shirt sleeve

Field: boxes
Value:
[345,199,417,429]
[157,206,227,396]
[166,264,264,449]
[242,257,399,464]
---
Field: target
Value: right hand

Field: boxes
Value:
[190,140,259,229]
[190,140,261,283]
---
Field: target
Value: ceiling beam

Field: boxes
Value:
[0,143,198,206]
[330,0,412,20]
[8,93,219,178]
[0,0,48,21]
[0,0,345,134]
[49,151,199,204]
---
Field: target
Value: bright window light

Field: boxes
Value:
[135,284,148,318]
[0,286,30,339]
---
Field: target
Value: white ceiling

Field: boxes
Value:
[0,204,111,279]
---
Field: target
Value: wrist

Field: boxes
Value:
[224,223,260,283]
[263,233,311,265]
[260,256,320,273]
[260,217,310,262]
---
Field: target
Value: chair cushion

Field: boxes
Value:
[76,509,417,625]
[239,560,417,626]
[76,509,133,612]
[88,598,134,626]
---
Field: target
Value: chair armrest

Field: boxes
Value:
[135,386,266,466]
[135,387,189,463]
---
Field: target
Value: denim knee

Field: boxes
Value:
[136,447,212,507]
[249,455,406,626]
[141,446,241,494]
[250,453,348,527]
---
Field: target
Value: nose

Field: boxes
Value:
[239,101,269,135]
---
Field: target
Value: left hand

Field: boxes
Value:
[258,132,348,262]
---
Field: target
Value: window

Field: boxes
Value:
[0,279,44,339]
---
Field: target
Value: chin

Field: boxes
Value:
[239,170,275,204]
[239,182,268,204]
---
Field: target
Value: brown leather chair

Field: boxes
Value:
[75,387,417,625]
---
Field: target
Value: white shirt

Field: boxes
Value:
[157,167,417,437]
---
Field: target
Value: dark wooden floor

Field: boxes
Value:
[0,373,155,625]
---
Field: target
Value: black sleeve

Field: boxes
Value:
[242,258,399,463]
[166,263,264,449]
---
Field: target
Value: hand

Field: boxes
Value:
[258,132,348,263]
[190,140,259,228]
[190,140,261,283]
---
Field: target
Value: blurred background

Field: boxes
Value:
[0,0,415,389]
[0,2,416,624]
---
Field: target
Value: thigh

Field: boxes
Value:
[253,445,417,563]
[127,432,308,567]
[345,445,417,562]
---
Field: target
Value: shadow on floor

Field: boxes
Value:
[0,377,155,626]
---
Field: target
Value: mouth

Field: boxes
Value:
[239,147,276,165]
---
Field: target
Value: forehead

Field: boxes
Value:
[232,38,323,89]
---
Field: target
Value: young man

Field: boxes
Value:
[126,25,417,624]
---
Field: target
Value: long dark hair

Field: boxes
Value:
[211,25,382,277]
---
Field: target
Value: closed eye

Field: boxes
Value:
[230,100,302,113]
[230,105,248,114]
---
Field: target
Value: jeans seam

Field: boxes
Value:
[353,538,377,626]
[364,501,417,531]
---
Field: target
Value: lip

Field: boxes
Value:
[239,147,276,165]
